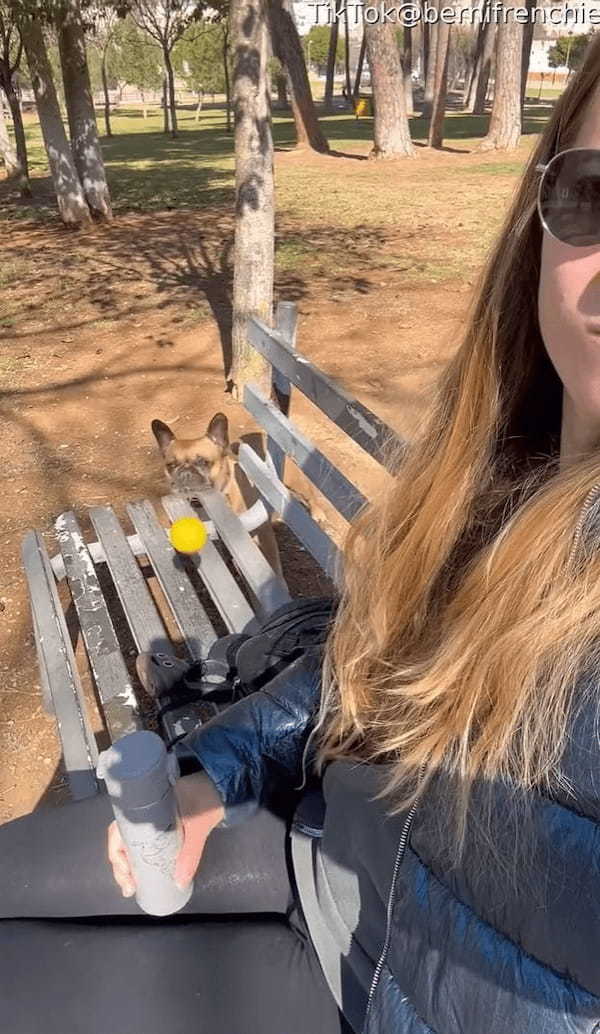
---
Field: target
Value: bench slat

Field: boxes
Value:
[22,530,99,800]
[55,512,143,743]
[238,443,341,583]
[245,383,367,523]
[126,500,217,660]
[247,316,404,467]
[89,506,174,656]
[85,509,205,772]
[161,495,259,634]
[267,301,297,484]
[195,487,291,616]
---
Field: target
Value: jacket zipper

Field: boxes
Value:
[568,481,600,567]
[363,787,422,1029]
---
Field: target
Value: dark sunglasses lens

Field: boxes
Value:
[540,149,600,246]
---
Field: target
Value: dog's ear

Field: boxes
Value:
[151,419,175,455]
[206,412,229,449]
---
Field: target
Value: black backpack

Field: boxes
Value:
[154,596,338,725]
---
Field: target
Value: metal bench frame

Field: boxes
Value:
[22,301,403,801]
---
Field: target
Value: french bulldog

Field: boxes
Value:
[151,412,285,579]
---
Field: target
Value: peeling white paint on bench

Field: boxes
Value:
[22,531,99,799]
[55,511,143,743]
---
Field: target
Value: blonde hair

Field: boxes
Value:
[313,37,600,853]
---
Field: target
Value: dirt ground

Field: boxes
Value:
[0,149,473,824]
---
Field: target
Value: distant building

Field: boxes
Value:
[528,1,600,71]
[292,0,320,34]
[292,0,364,35]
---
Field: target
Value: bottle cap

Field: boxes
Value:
[97,731,178,808]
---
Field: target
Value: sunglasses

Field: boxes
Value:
[536,147,600,247]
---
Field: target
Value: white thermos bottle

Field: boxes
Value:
[97,730,193,917]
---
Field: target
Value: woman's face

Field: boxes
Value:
[538,88,600,460]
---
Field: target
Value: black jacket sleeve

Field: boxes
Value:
[179,645,324,827]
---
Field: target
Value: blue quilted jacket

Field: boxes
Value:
[182,643,600,1034]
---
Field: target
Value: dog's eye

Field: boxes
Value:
[165,462,179,474]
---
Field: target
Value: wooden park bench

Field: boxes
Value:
[21,301,401,802]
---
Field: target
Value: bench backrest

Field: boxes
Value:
[240,301,405,582]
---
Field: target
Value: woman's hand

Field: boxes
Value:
[107,770,225,897]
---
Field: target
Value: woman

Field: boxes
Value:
[4,35,600,1034]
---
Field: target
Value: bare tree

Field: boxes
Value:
[230,0,274,398]
[161,71,170,132]
[402,24,413,117]
[128,0,199,138]
[473,20,495,113]
[479,5,523,151]
[324,0,340,109]
[0,2,30,194]
[0,88,28,191]
[364,10,414,158]
[274,62,287,107]
[55,0,112,219]
[18,11,91,226]
[428,20,450,148]
[268,0,329,152]
[464,1,495,114]
[422,15,430,98]
[222,17,231,131]
[352,28,366,99]
[520,0,536,108]
[89,4,118,137]
[342,0,351,101]
[422,9,437,116]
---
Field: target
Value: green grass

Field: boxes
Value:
[1,98,554,292]
[6,99,555,216]
[526,86,565,100]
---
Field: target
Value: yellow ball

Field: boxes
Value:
[168,517,208,554]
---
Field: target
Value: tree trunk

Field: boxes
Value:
[324,0,340,109]
[353,30,366,98]
[268,0,329,152]
[343,1,351,102]
[163,46,178,137]
[101,47,112,137]
[223,28,232,131]
[423,16,438,116]
[422,17,430,96]
[56,0,112,219]
[4,80,30,190]
[364,14,415,158]
[468,5,495,114]
[520,0,536,109]
[0,95,29,193]
[140,90,148,118]
[195,89,204,122]
[19,16,91,227]
[403,25,413,117]
[275,71,288,106]
[463,56,474,107]
[427,22,450,148]
[230,0,274,400]
[463,5,482,107]
[162,75,170,133]
[462,1,481,106]
[478,7,522,151]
